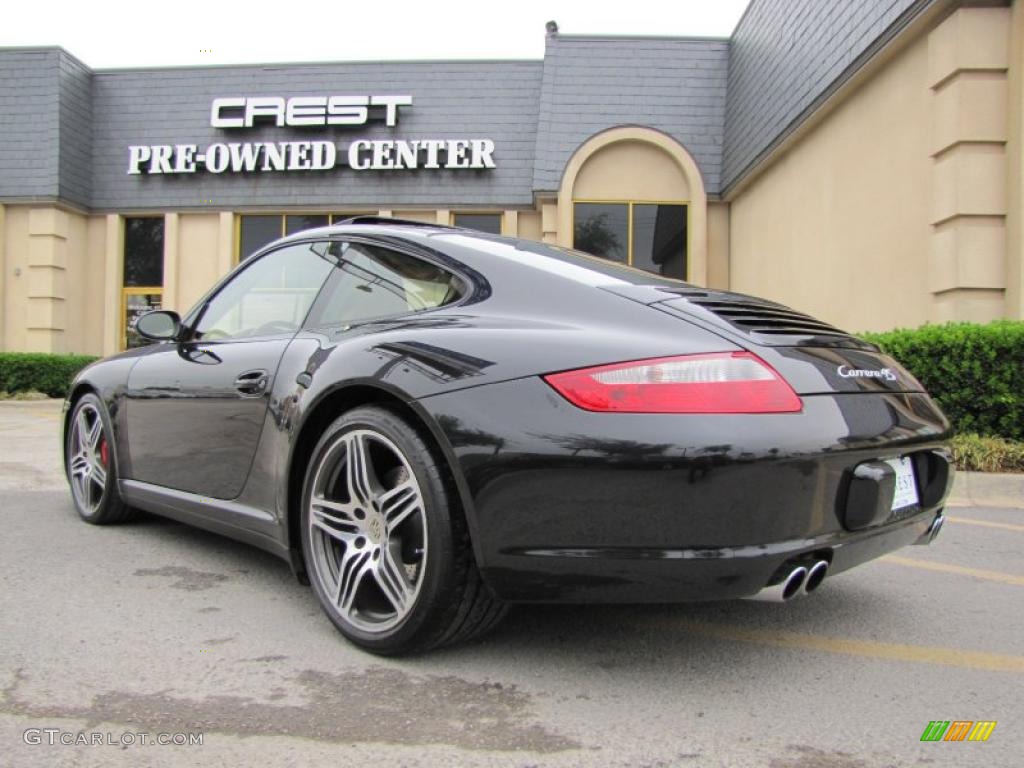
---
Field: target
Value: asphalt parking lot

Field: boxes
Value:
[1,399,1021,767]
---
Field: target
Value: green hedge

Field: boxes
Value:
[862,321,1024,441]
[0,353,99,399]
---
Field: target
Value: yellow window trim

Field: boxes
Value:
[120,286,164,350]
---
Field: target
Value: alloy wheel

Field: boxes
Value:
[69,403,109,514]
[307,428,427,633]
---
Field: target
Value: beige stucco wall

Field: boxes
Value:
[518,211,542,241]
[61,209,103,355]
[1006,0,1024,319]
[81,216,108,355]
[2,206,31,352]
[0,205,5,348]
[729,31,935,333]
[392,209,436,224]
[927,7,1011,323]
[706,202,730,290]
[573,141,692,201]
[167,213,224,315]
[0,205,107,355]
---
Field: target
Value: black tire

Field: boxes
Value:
[65,393,135,525]
[300,405,506,655]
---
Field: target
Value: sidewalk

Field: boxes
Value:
[0,399,65,491]
[947,471,1024,509]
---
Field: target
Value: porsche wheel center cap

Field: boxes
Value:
[367,515,384,544]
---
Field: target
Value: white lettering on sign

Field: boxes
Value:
[129,95,496,175]
[130,139,494,174]
[173,144,198,173]
[206,144,229,173]
[210,95,412,128]
[127,146,151,174]
[348,140,371,171]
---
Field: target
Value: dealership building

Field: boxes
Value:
[0,0,1021,354]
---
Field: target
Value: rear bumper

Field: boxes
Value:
[481,508,943,603]
[418,378,953,603]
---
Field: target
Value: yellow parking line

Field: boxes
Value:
[881,555,1024,586]
[674,620,1024,673]
[947,516,1024,534]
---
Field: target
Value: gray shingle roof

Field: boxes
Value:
[0,49,62,201]
[532,35,729,195]
[58,50,93,208]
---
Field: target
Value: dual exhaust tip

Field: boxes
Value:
[745,559,829,603]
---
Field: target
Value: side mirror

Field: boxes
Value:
[135,310,182,341]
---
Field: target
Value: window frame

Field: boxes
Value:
[302,237,472,332]
[571,198,690,279]
[120,215,166,350]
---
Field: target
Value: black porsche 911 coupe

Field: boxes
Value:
[64,217,953,654]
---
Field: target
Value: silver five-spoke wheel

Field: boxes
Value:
[68,402,109,515]
[307,428,427,633]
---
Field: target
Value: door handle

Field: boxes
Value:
[234,369,269,396]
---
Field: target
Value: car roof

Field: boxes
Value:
[261,216,698,295]
[272,217,471,247]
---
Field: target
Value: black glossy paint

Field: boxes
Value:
[64,222,954,603]
[125,338,291,498]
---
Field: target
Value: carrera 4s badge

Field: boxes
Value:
[837,365,898,381]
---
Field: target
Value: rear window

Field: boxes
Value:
[308,242,465,328]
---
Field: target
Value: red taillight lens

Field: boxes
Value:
[542,352,802,414]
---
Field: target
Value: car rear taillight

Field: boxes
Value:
[542,352,802,414]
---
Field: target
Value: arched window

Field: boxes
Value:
[559,127,707,285]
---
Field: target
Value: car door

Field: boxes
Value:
[125,240,335,499]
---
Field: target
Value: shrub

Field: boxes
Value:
[862,321,1024,441]
[951,433,1024,474]
[0,353,99,399]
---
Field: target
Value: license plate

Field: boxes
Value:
[886,457,919,510]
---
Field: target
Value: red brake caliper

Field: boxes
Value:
[99,438,109,467]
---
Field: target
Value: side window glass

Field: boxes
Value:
[194,242,333,341]
[310,243,464,328]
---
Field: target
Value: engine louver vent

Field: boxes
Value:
[690,298,850,339]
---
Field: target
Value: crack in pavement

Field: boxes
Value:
[133,566,229,592]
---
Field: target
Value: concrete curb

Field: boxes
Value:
[947,471,1024,509]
